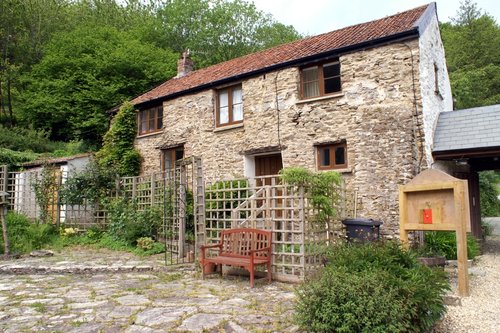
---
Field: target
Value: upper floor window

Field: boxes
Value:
[301,60,341,99]
[216,84,243,127]
[316,141,347,170]
[138,106,163,135]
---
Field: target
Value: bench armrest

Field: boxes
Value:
[200,244,222,250]
[200,243,222,260]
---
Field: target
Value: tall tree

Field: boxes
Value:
[157,0,301,68]
[441,0,500,109]
[19,25,177,147]
[0,0,70,126]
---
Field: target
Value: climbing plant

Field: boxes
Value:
[31,164,59,224]
[280,167,342,223]
[95,101,141,177]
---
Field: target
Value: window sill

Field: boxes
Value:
[318,167,352,174]
[136,131,162,139]
[296,92,344,104]
[214,123,244,133]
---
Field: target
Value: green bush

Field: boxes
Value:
[423,231,480,260]
[479,171,500,217]
[105,198,162,246]
[295,241,449,333]
[280,167,341,223]
[60,160,116,205]
[0,212,58,254]
[0,147,39,166]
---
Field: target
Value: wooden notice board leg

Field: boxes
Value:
[456,227,470,296]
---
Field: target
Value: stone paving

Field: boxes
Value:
[0,247,298,333]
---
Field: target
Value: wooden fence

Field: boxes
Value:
[205,175,355,282]
[1,163,355,280]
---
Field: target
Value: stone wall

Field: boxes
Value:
[135,36,450,237]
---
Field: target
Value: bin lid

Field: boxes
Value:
[341,218,383,226]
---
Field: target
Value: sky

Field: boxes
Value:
[251,0,500,36]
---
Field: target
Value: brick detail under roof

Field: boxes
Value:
[132,3,430,106]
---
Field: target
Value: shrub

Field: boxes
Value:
[0,147,39,166]
[0,212,58,254]
[295,241,449,333]
[479,171,500,217]
[280,167,341,223]
[423,231,480,260]
[105,198,162,246]
[136,237,155,250]
[59,160,116,205]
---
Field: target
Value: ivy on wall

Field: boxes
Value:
[96,101,141,177]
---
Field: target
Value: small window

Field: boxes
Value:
[138,106,163,135]
[216,84,243,127]
[434,63,440,95]
[317,142,347,170]
[301,60,341,99]
[161,146,184,172]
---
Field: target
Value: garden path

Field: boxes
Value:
[1,222,499,332]
[0,247,298,332]
[435,217,500,333]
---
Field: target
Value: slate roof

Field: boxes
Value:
[433,104,500,153]
[131,3,434,107]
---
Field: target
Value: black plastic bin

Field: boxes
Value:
[341,218,383,242]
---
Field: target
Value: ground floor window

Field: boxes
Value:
[316,142,347,170]
[161,146,184,172]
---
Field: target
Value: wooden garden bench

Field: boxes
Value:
[200,228,272,288]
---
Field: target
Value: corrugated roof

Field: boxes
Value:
[433,105,500,153]
[132,3,433,106]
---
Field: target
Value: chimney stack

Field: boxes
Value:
[176,50,193,78]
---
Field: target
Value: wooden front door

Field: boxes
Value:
[255,154,283,178]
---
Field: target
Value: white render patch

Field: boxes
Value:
[418,11,453,166]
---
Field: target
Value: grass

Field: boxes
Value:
[29,302,47,313]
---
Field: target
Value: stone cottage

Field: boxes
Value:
[131,2,452,236]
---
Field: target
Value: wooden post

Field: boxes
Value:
[1,200,9,256]
[454,182,470,296]
[398,187,409,247]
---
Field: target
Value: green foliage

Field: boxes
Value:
[479,171,500,217]
[0,212,58,254]
[481,219,494,238]
[0,147,39,166]
[423,231,480,260]
[206,179,249,210]
[157,0,301,68]
[60,160,116,205]
[441,1,500,109]
[134,239,165,256]
[295,241,450,333]
[280,167,341,223]
[136,237,155,250]
[104,198,162,246]
[4,0,299,146]
[96,101,141,176]
[19,25,176,146]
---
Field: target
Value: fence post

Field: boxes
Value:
[151,173,156,206]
